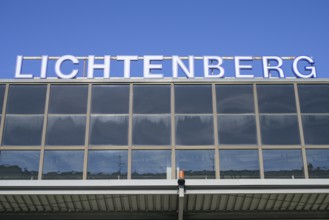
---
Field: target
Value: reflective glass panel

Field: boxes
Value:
[176,116,213,145]
[46,116,86,146]
[3,115,43,146]
[260,115,300,145]
[175,85,212,114]
[220,150,259,179]
[257,85,296,113]
[302,115,329,145]
[218,115,257,145]
[216,85,254,113]
[133,116,171,145]
[132,150,171,179]
[306,149,329,178]
[263,150,304,178]
[87,150,128,179]
[0,151,39,180]
[43,150,84,179]
[298,84,329,113]
[0,85,5,112]
[49,85,88,114]
[176,150,215,179]
[92,85,129,114]
[133,85,170,114]
[90,116,128,145]
[6,85,46,114]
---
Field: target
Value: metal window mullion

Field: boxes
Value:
[294,83,309,178]
[0,84,9,148]
[171,83,176,179]
[253,84,265,179]
[212,84,220,179]
[127,84,133,179]
[82,83,92,180]
[38,83,50,180]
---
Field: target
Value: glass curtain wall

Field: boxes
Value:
[0,82,328,180]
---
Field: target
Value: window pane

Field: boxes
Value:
[6,85,46,114]
[260,115,300,145]
[132,150,171,179]
[257,85,296,113]
[216,85,254,113]
[220,150,259,179]
[3,115,43,146]
[49,85,88,114]
[133,85,170,114]
[92,85,129,114]
[46,116,86,146]
[298,84,329,113]
[302,115,329,145]
[307,149,329,178]
[133,115,171,145]
[0,85,5,112]
[87,150,128,179]
[175,85,212,114]
[176,116,213,145]
[263,150,304,178]
[0,151,39,180]
[176,150,215,179]
[43,151,84,179]
[218,115,257,145]
[90,116,128,145]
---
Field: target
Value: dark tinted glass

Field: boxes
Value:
[132,150,171,179]
[133,85,170,114]
[46,116,86,146]
[176,116,214,145]
[220,150,259,179]
[49,85,88,114]
[0,151,39,180]
[260,115,300,145]
[87,150,128,179]
[216,85,254,113]
[263,150,304,178]
[90,116,128,145]
[133,116,171,145]
[43,150,84,179]
[175,85,212,114]
[3,115,43,146]
[6,85,46,114]
[257,85,296,113]
[176,150,215,179]
[306,149,329,178]
[0,85,5,112]
[92,85,129,114]
[302,115,329,145]
[218,115,257,145]
[298,84,329,113]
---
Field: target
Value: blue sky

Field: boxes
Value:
[0,0,328,78]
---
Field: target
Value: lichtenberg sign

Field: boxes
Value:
[15,55,317,79]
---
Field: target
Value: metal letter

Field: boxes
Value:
[15,56,33,79]
[143,55,164,78]
[87,55,111,79]
[173,56,194,78]
[235,56,254,78]
[117,56,138,78]
[40,55,48,79]
[262,56,284,78]
[292,56,317,78]
[55,55,79,79]
[204,56,224,78]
